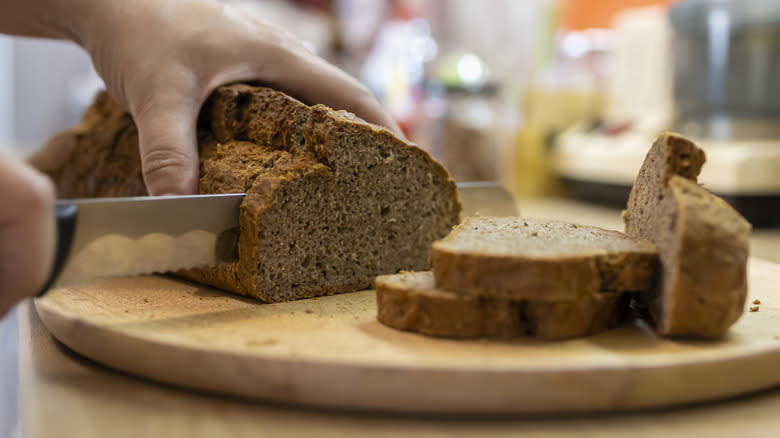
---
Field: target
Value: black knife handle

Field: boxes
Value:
[36,202,78,297]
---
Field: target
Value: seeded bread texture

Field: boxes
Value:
[431,217,658,300]
[30,84,461,302]
[622,134,751,337]
[375,271,630,340]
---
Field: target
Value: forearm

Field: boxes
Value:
[0,0,101,44]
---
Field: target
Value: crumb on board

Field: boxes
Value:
[304,309,313,314]
[753,299,762,305]
[750,306,760,312]
[143,298,149,303]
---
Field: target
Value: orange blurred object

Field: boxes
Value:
[561,0,675,31]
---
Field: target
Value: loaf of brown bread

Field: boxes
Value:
[375,271,630,340]
[432,217,658,300]
[623,133,751,337]
[30,84,461,302]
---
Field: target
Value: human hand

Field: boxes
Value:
[0,153,56,316]
[72,0,402,196]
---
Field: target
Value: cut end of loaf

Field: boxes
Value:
[197,85,461,302]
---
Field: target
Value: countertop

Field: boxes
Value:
[9,198,780,438]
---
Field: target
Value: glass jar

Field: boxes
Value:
[670,0,780,140]
[415,73,517,188]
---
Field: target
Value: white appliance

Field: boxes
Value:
[550,3,780,228]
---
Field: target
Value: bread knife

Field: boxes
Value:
[36,182,515,296]
[37,194,244,296]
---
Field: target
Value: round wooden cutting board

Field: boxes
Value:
[34,258,780,414]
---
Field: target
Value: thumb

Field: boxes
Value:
[133,97,200,196]
[0,153,56,316]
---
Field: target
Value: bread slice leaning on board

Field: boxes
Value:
[622,133,751,338]
[30,84,461,302]
[376,133,752,340]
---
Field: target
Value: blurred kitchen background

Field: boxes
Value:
[1,0,778,227]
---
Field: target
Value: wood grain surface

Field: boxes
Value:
[33,258,780,415]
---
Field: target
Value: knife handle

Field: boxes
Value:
[36,202,78,297]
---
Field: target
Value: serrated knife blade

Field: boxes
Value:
[37,193,244,296]
[35,182,515,296]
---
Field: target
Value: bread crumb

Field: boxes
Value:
[753,299,761,305]
[750,306,759,312]
[305,309,313,314]
[143,298,150,303]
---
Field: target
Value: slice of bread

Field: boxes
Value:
[30,85,461,302]
[622,132,706,238]
[654,176,751,336]
[375,271,630,340]
[431,217,658,300]
[623,133,751,337]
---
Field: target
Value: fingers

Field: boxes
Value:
[87,0,404,200]
[286,57,405,138]
[0,153,56,316]
[132,94,200,196]
[262,51,404,138]
[204,15,404,138]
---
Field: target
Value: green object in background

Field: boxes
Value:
[435,50,489,91]
[532,0,561,76]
